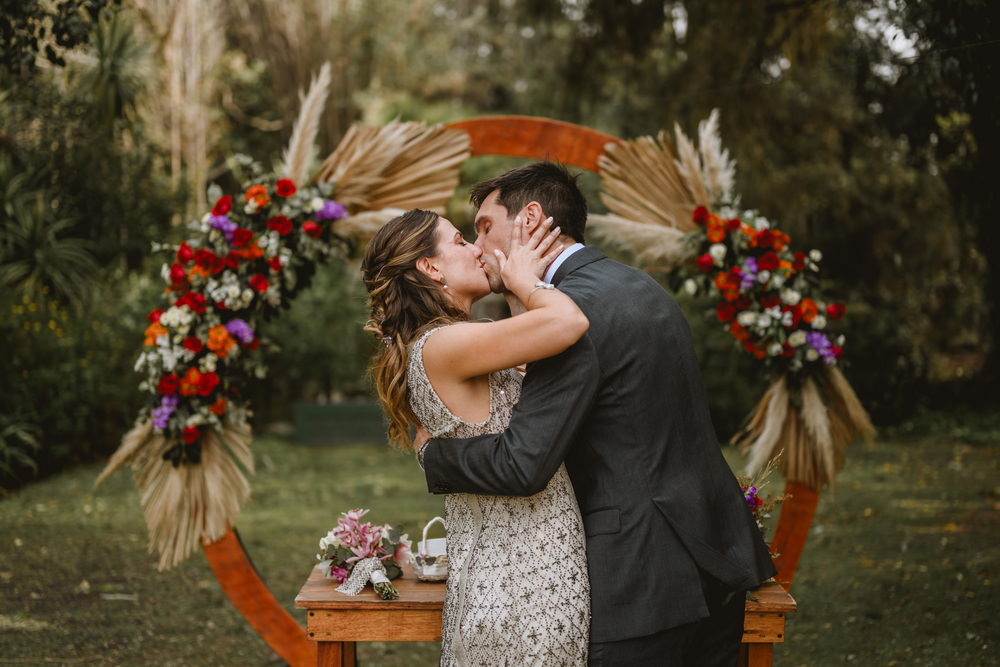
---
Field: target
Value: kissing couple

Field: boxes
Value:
[360,162,776,666]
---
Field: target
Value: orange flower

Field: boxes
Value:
[188,264,210,280]
[706,218,727,243]
[207,324,235,357]
[180,367,202,396]
[800,297,818,323]
[771,230,790,251]
[210,397,227,416]
[244,184,270,208]
[236,240,264,260]
[144,322,168,346]
[729,321,750,341]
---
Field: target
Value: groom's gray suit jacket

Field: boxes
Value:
[422,247,776,643]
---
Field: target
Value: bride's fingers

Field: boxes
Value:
[509,215,523,250]
[493,248,508,271]
[541,235,563,265]
[534,224,561,255]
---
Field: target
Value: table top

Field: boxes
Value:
[295,565,795,615]
[295,564,445,611]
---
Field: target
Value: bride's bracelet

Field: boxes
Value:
[525,281,555,308]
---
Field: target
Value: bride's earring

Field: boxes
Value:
[439,274,448,289]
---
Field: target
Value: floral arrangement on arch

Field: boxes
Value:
[677,205,847,374]
[136,160,348,467]
[591,110,874,490]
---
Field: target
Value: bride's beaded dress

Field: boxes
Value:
[408,326,590,666]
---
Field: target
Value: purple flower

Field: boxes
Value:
[152,394,179,430]
[740,257,758,292]
[225,318,255,344]
[806,331,837,365]
[314,200,347,222]
[210,214,237,243]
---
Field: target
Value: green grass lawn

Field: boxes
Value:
[1,429,997,666]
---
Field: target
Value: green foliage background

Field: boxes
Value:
[1,0,997,488]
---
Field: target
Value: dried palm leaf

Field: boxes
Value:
[597,109,737,268]
[587,213,693,265]
[334,208,407,243]
[97,419,253,570]
[737,367,875,490]
[315,121,470,214]
[280,61,331,184]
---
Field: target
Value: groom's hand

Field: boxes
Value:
[412,425,431,453]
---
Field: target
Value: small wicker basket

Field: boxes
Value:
[412,516,448,582]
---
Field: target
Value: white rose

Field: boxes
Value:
[781,310,794,327]
[709,243,727,264]
[683,279,698,296]
[244,202,258,215]
[788,330,807,347]
[781,289,801,306]
[757,270,771,284]
[737,311,757,327]
[836,335,846,346]
[806,349,819,361]
[809,249,823,262]
[754,217,771,230]
[311,197,325,212]
[768,343,783,357]
[771,274,785,289]
[812,315,827,330]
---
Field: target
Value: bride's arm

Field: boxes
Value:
[423,223,588,381]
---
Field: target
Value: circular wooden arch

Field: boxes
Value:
[201,115,816,665]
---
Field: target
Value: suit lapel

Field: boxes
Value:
[552,246,606,286]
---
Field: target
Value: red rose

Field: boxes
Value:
[781,343,795,358]
[156,373,180,395]
[692,206,710,225]
[148,309,164,323]
[726,218,741,231]
[275,178,296,197]
[247,338,260,351]
[268,256,282,272]
[266,215,293,235]
[696,254,714,272]
[831,345,843,358]
[182,337,203,353]
[169,263,187,284]
[826,302,846,320]
[232,228,253,248]
[212,195,232,216]
[760,295,781,309]
[716,303,736,322]
[758,251,780,272]
[301,220,322,238]
[215,301,228,310]
[197,371,220,396]
[793,252,806,272]
[248,273,269,292]
[757,229,774,249]
[734,296,751,311]
[224,252,241,270]
[182,426,201,444]
[175,291,207,314]
[177,242,194,264]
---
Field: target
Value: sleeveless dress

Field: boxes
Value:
[408,326,590,666]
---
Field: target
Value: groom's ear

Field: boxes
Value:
[520,201,545,233]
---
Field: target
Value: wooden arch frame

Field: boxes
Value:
[201,115,818,666]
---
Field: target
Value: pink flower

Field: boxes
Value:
[329,564,350,584]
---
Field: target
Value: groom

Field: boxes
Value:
[416,162,776,665]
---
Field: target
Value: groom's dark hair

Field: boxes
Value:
[470,161,587,243]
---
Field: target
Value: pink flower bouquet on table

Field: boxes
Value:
[316,509,411,600]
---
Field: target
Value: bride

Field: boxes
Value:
[361,208,590,665]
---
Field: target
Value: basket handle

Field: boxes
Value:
[420,516,446,555]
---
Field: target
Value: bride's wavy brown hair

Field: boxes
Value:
[361,209,468,448]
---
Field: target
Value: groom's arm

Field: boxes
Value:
[421,333,600,496]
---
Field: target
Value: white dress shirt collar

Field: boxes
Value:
[544,243,585,284]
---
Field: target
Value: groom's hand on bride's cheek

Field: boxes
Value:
[412,425,431,452]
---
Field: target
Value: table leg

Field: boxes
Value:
[316,641,357,667]
[743,643,774,667]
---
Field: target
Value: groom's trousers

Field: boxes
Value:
[587,570,745,667]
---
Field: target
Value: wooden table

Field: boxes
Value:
[295,565,795,666]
